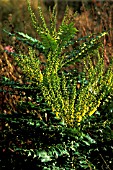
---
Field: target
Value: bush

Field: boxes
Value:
[4,0,113,126]
[1,0,113,169]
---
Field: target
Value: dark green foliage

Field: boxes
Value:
[80,98,113,169]
[1,111,96,170]
[0,77,95,169]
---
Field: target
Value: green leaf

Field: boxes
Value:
[84,134,96,144]
[38,151,52,162]
[82,140,90,146]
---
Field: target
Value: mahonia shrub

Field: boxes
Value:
[4,0,113,127]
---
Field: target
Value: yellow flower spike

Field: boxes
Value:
[39,72,43,82]
[98,100,101,106]
[89,107,97,116]
[82,105,89,117]
[78,115,82,122]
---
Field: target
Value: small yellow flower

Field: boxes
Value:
[78,115,82,122]
[71,115,75,119]
[108,76,112,84]
[76,113,82,122]
[56,112,60,118]
[52,106,55,112]
[82,111,85,117]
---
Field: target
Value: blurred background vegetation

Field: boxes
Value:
[0,0,113,44]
